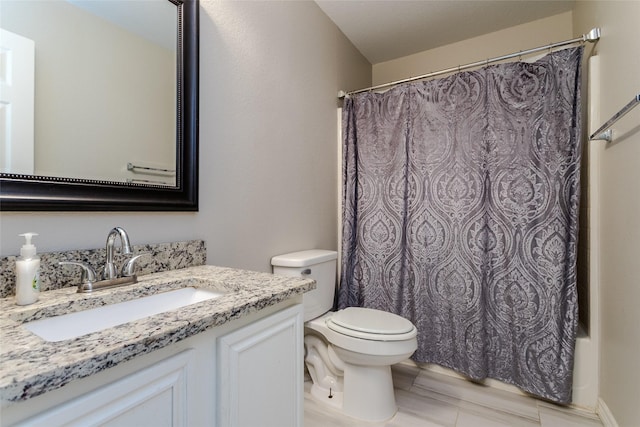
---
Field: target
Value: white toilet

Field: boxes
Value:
[271,250,417,422]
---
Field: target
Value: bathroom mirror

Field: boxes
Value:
[0,0,198,211]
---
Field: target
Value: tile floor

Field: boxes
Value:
[304,363,604,427]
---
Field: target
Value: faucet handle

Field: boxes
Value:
[121,253,150,277]
[59,261,98,285]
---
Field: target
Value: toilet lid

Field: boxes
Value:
[327,307,416,341]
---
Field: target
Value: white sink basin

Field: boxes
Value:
[24,287,224,342]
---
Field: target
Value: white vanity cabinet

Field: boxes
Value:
[13,350,197,427]
[3,300,303,427]
[217,304,304,427]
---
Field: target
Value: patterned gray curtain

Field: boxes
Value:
[338,47,583,404]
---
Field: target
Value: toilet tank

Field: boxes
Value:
[271,250,337,322]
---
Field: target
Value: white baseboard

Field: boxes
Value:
[597,398,619,427]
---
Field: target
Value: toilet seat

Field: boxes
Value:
[327,307,416,342]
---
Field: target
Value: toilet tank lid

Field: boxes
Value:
[271,250,337,267]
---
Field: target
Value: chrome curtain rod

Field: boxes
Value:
[590,93,640,142]
[338,28,601,99]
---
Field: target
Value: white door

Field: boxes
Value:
[0,28,35,175]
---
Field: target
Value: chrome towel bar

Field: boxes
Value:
[127,162,175,175]
[590,93,640,142]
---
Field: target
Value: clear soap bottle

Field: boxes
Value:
[16,232,40,306]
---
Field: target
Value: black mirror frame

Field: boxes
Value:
[0,0,198,212]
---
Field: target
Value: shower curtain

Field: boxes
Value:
[338,47,583,404]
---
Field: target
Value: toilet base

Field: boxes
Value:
[342,363,397,422]
[306,360,398,422]
[309,382,344,411]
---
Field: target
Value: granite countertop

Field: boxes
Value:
[0,265,315,404]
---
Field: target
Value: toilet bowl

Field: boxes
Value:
[271,250,417,422]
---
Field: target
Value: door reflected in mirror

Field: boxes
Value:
[1,0,177,186]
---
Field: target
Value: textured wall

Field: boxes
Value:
[197,0,370,271]
[573,1,640,424]
[372,12,573,85]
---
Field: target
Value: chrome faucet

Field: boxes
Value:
[59,226,147,293]
[103,227,133,280]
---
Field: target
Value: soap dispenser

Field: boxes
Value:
[16,232,40,306]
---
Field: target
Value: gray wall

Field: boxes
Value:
[0,1,371,275]
[573,2,640,425]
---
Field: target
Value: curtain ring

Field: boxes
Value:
[518,51,522,61]
[457,65,461,73]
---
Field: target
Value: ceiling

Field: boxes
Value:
[315,0,574,64]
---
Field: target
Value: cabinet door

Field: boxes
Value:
[217,304,303,427]
[18,350,195,427]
